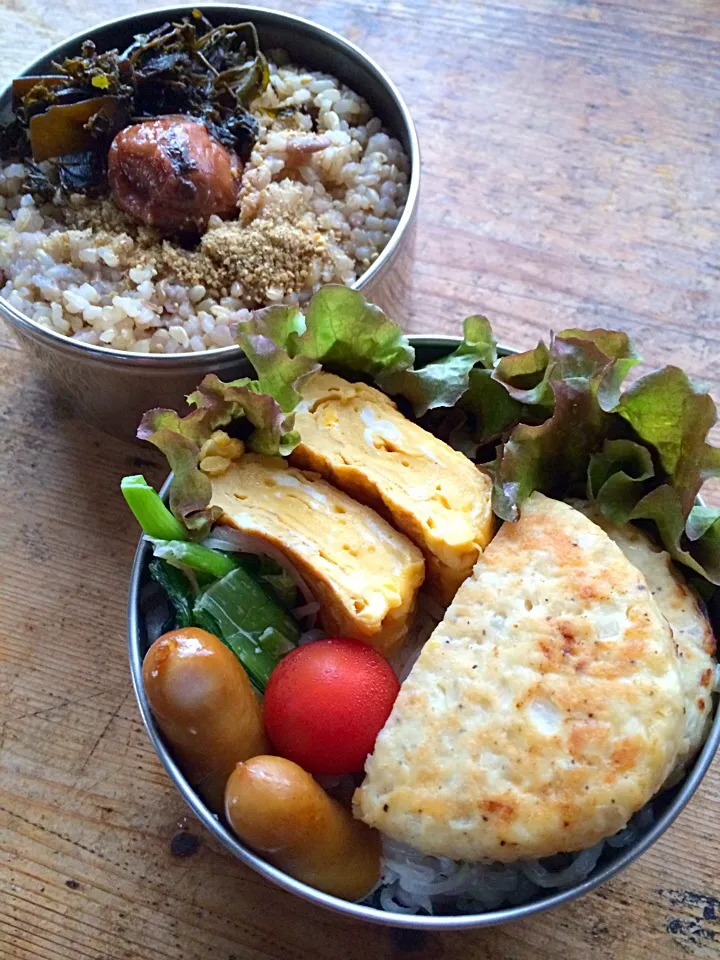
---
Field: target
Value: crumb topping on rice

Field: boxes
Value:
[156,215,326,304]
[0,60,409,354]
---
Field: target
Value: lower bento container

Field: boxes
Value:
[127,336,720,929]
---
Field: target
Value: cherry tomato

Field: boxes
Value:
[263,638,400,776]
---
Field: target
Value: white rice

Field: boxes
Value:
[0,57,409,353]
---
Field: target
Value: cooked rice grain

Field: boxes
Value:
[0,61,409,353]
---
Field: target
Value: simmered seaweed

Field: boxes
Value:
[1,10,268,192]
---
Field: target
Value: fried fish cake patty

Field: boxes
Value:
[355,494,685,862]
[574,501,716,780]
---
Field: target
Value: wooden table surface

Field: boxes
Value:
[1,1,719,958]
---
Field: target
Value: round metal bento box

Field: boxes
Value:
[0,5,419,438]
[127,334,720,930]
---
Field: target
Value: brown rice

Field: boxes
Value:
[0,57,409,354]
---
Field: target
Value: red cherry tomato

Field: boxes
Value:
[263,638,400,776]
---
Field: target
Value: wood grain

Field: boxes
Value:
[1,1,719,958]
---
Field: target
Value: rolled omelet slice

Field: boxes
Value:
[208,455,425,657]
[574,501,716,780]
[290,373,494,604]
[355,493,685,862]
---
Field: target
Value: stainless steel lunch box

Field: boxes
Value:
[127,335,720,930]
[0,5,419,438]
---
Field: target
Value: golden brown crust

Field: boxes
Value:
[573,501,716,780]
[355,494,685,862]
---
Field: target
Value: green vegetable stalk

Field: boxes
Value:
[223,631,278,691]
[148,558,193,629]
[235,554,299,610]
[150,539,239,579]
[189,605,277,690]
[121,475,188,541]
[193,567,300,689]
[195,567,299,655]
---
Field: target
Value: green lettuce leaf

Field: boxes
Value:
[232,303,319,414]
[588,439,655,525]
[237,285,414,377]
[686,504,720,542]
[687,513,720,584]
[489,330,638,521]
[492,341,552,405]
[238,304,305,347]
[298,285,414,375]
[138,367,313,532]
[627,486,720,584]
[491,329,637,410]
[240,336,318,413]
[187,374,277,426]
[581,371,720,581]
[136,287,414,537]
[137,409,220,533]
[491,378,606,521]
[188,373,306,456]
[556,329,640,411]
[130,289,720,590]
[377,316,496,416]
[456,367,525,452]
[615,367,720,513]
